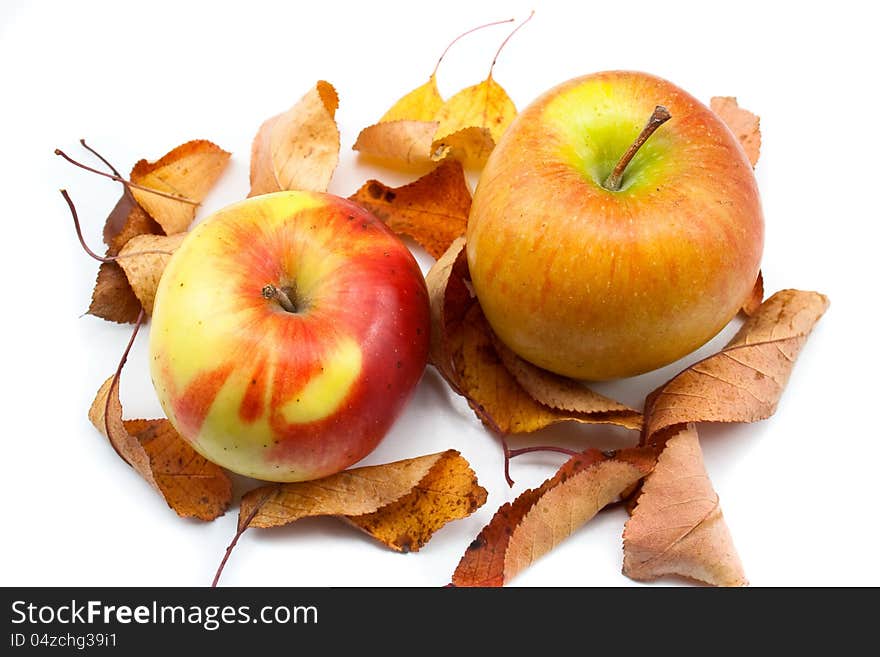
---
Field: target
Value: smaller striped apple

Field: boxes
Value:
[149,191,430,482]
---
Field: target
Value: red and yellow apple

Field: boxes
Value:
[149,191,430,482]
[467,70,763,380]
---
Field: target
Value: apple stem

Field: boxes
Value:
[55,148,199,205]
[262,284,298,313]
[431,18,515,78]
[602,105,671,192]
[61,189,175,263]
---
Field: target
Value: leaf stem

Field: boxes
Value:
[488,10,534,79]
[79,138,122,177]
[432,18,515,78]
[55,148,199,205]
[212,493,272,587]
[603,105,671,192]
[507,445,580,459]
[104,308,146,463]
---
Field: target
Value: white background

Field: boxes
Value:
[1,0,877,587]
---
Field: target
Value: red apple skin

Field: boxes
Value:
[467,71,764,380]
[149,191,430,482]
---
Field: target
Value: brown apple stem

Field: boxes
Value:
[262,284,297,313]
[55,148,199,205]
[602,105,671,192]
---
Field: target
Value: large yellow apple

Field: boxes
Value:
[467,71,763,380]
[149,191,430,482]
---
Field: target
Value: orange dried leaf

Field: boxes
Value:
[710,96,761,167]
[425,239,638,434]
[742,270,764,316]
[238,450,486,552]
[452,448,655,587]
[454,303,637,434]
[352,120,437,168]
[125,419,233,522]
[130,139,231,234]
[431,76,517,167]
[249,81,340,196]
[87,262,143,324]
[89,376,231,520]
[348,160,471,259]
[492,335,642,430]
[624,424,746,586]
[643,289,829,445]
[380,75,444,122]
[116,233,186,315]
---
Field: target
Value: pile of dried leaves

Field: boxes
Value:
[61,16,826,587]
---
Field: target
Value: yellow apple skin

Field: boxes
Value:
[149,192,430,482]
[467,71,763,380]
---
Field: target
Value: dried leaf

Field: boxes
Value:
[125,419,233,522]
[103,189,161,256]
[624,424,746,586]
[130,139,231,234]
[348,160,471,259]
[89,376,231,520]
[425,237,474,385]
[492,335,642,430]
[643,289,829,445]
[710,96,761,167]
[431,76,517,167]
[249,81,340,196]
[379,75,444,122]
[352,120,437,168]
[425,239,639,434]
[452,448,655,586]
[742,270,764,316]
[116,233,186,315]
[87,262,144,324]
[239,450,486,552]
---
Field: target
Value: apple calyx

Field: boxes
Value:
[261,283,299,314]
[602,105,671,192]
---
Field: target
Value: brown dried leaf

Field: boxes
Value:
[710,96,761,167]
[643,289,829,445]
[425,237,474,385]
[425,239,639,434]
[116,233,186,315]
[624,424,746,586]
[452,448,655,586]
[89,376,231,520]
[239,450,486,552]
[352,120,437,168]
[87,262,143,324]
[348,160,471,259]
[455,303,638,434]
[130,139,231,234]
[742,270,764,316]
[492,335,642,430]
[431,77,517,167]
[103,189,161,256]
[249,81,340,196]
[125,419,233,522]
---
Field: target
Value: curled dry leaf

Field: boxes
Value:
[643,289,829,446]
[349,160,471,259]
[710,96,761,167]
[431,76,517,167]
[89,376,232,521]
[116,233,185,314]
[426,239,641,434]
[624,424,747,587]
[89,263,145,325]
[352,120,438,168]
[452,448,655,587]
[238,450,486,552]
[742,270,764,316]
[130,139,231,234]
[249,81,340,196]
